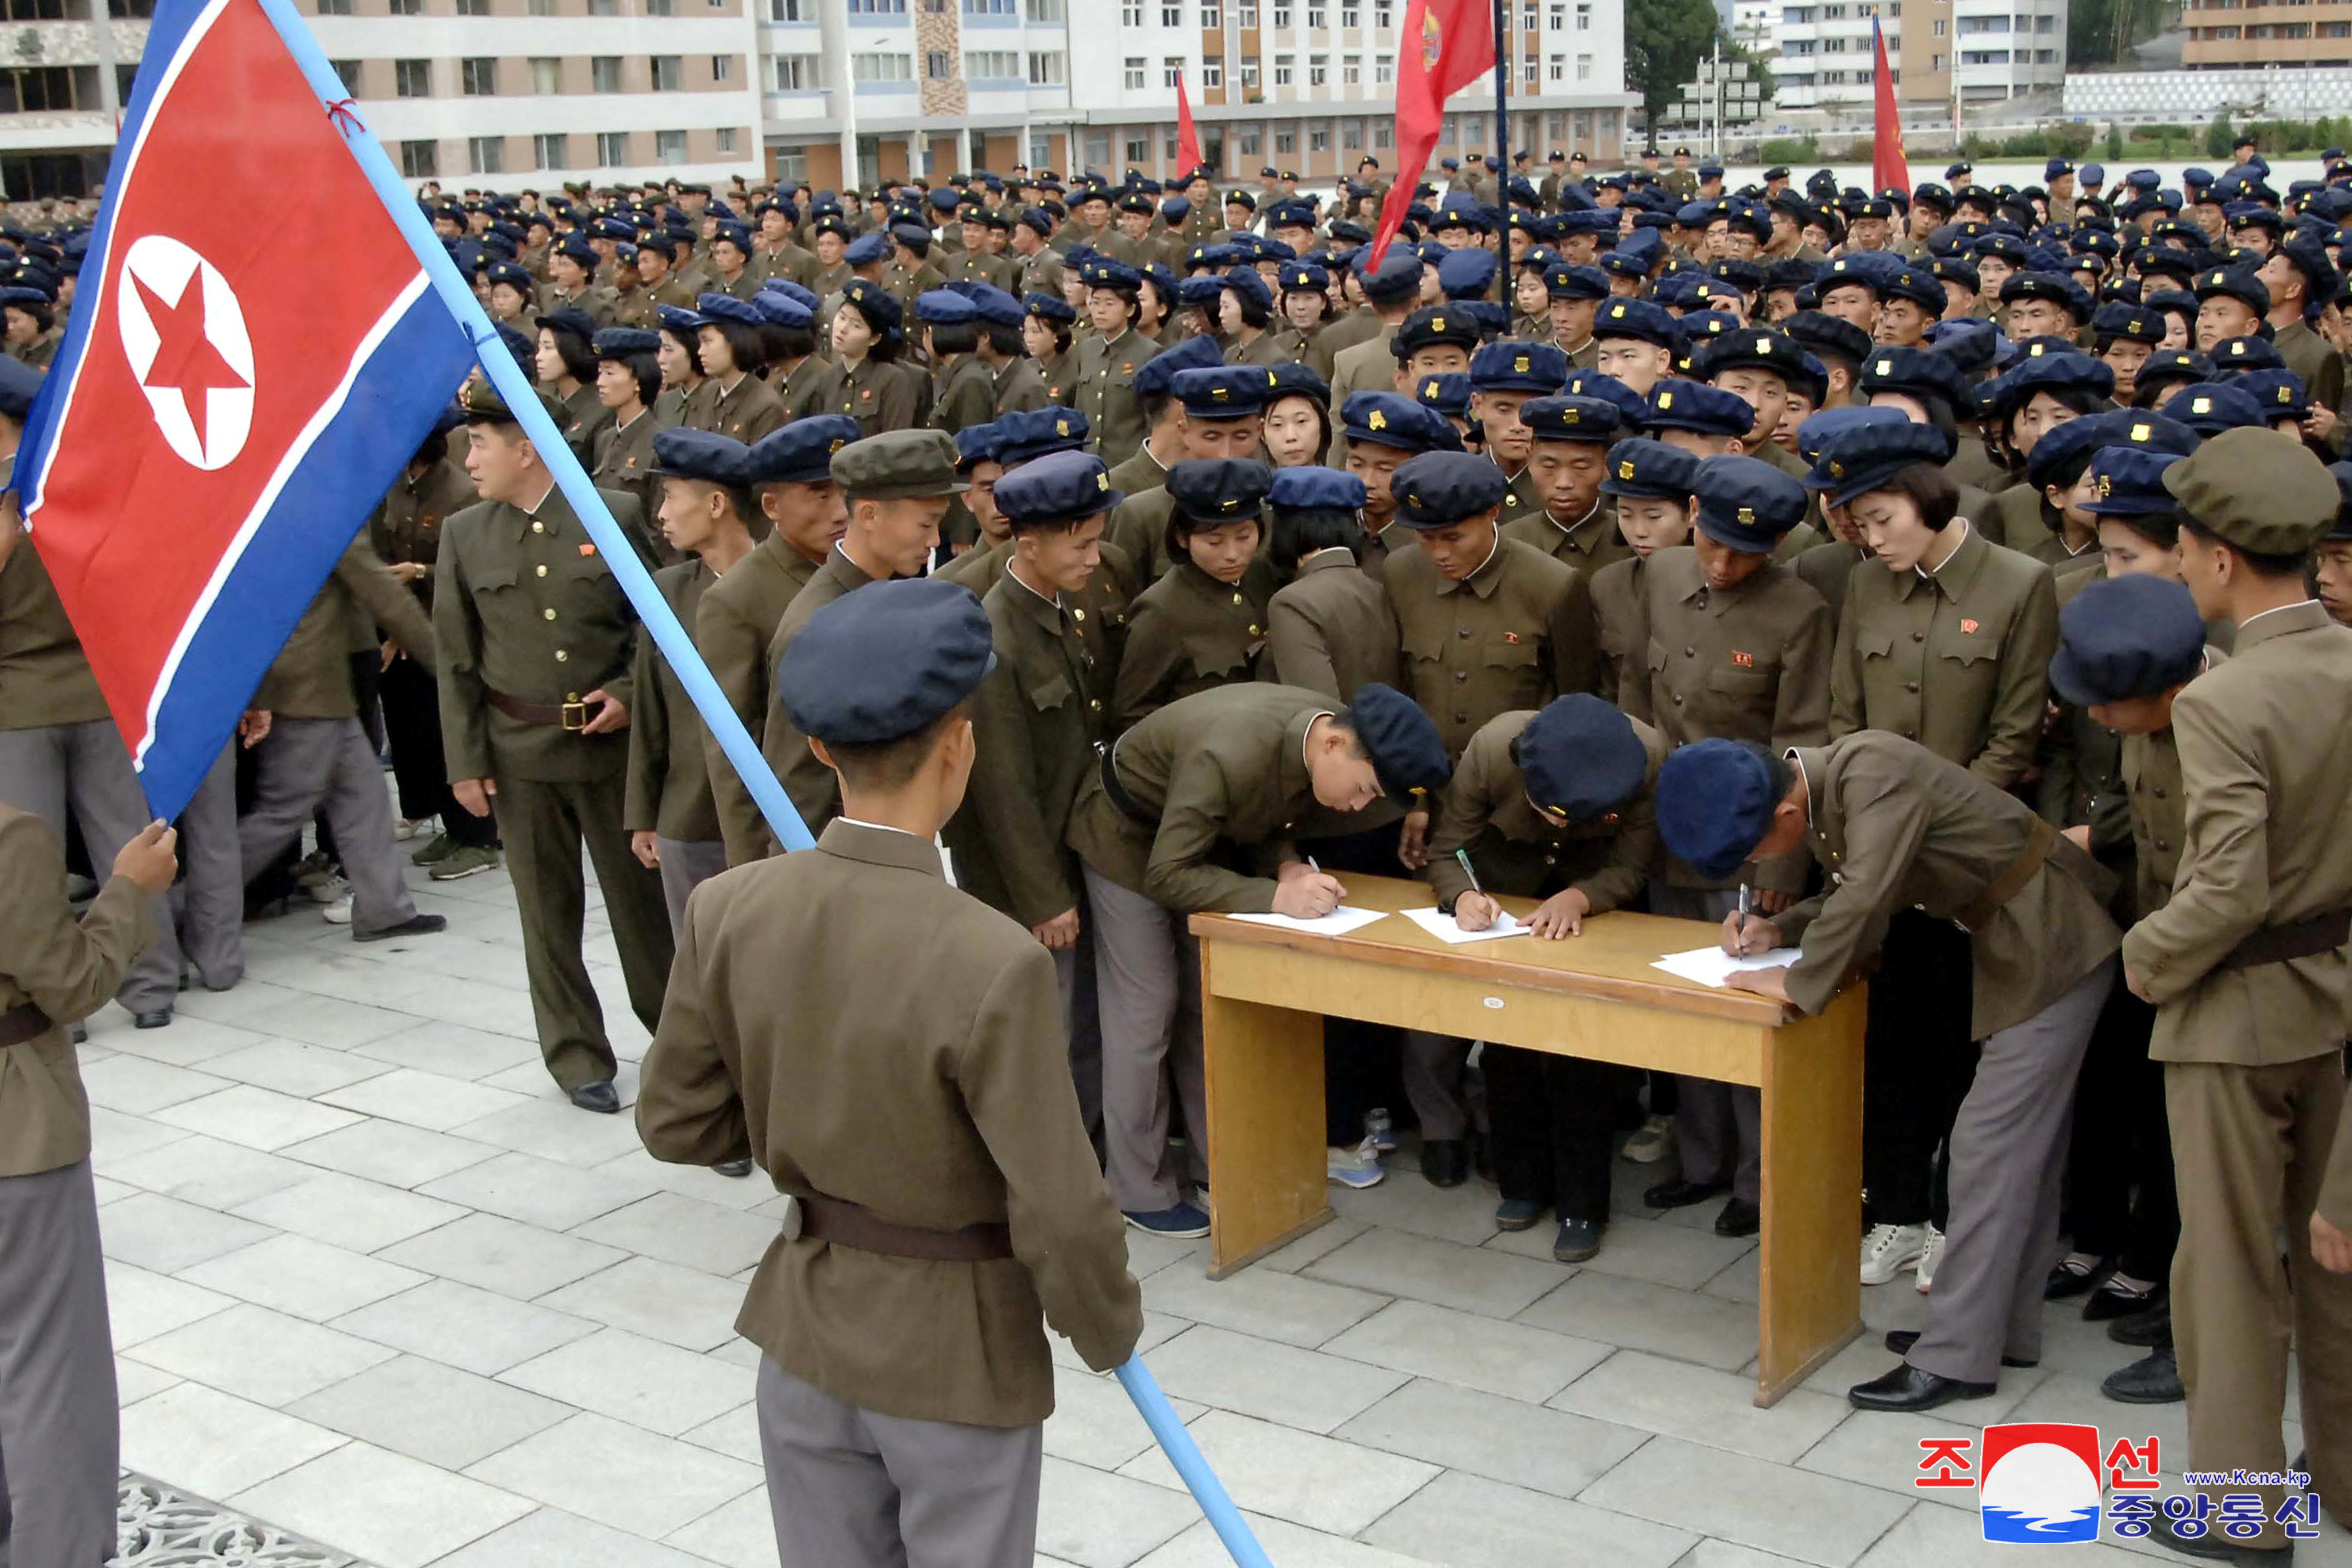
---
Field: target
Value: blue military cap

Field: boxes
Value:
[1858,345,1977,416]
[1599,437,1697,500]
[1392,305,1482,360]
[1024,292,1076,324]
[1593,297,1677,349]
[1469,340,1567,394]
[540,305,597,343]
[1162,195,1193,223]
[1643,379,1753,438]
[1691,453,1808,554]
[481,260,532,293]
[1267,465,1366,517]
[1269,362,1330,406]
[994,405,1090,466]
[2170,381,2267,435]
[1220,267,1273,312]
[1082,258,1144,293]
[1415,372,1471,416]
[1544,262,1610,302]
[1133,335,1224,400]
[2235,368,2309,421]
[695,293,762,327]
[1518,694,1650,822]
[1166,458,1273,524]
[1555,370,1647,429]
[838,279,904,339]
[1804,420,1956,508]
[751,291,814,330]
[713,221,754,252]
[2210,334,2285,372]
[843,232,890,266]
[651,428,752,485]
[1342,391,1459,454]
[2045,157,2075,182]
[914,289,978,324]
[2192,265,2269,315]
[1173,365,1274,420]
[1360,249,1425,303]
[1175,275,1225,309]
[1436,248,1499,300]
[2028,410,2137,492]
[591,327,660,360]
[1694,328,1807,386]
[2049,574,2207,708]
[656,303,708,336]
[888,223,934,257]
[1520,394,1623,446]
[1598,250,1651,283]
[2000,270,2092,321]
[2091,301,2164,345]
[1559,209,1621,239]
[954,420,1005,472]
[2083,444,2187,517]
[1281,262,1330,294]
[0,354,42,420]
[554,235,597,267]
[1655,739,1789,882]
[1343,683,1452,802]
[960,284,1025,329]
[993,448,1123,526]
[1390,450,1508,529]
[775,578,995,746]
[2001,350,2116,407]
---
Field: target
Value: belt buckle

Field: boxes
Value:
[560,701,590,731]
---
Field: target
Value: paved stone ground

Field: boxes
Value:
[77,847,2352,1568]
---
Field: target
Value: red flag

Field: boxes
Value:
[1366,0,1495,270]
[1175,72,1201,177]
[1871,17,1909,198]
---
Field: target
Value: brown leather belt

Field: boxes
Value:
[489,688,593,731]
[0,1002,57,1048]
[1955,816,2059,934]
[1096,742,1156,826]
[2220,909,2352,971]
[782,1192,1013,1263]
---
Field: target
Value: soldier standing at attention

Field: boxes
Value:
[636,577,1144,1568]
[1506,393,1632,577]
[436,380,675,1113]
[1586,435,1698,715]
[1070,260,1151,467]
[2117,429,2352,1556]
[0,808,177,1568]
[920,290,999,438]
[588,328,664,535]
[1468,340,1569,527]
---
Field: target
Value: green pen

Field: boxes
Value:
[1454,849,1484,896]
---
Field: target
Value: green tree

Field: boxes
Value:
[1625,0,1722,146]
[2206,112,2235,160]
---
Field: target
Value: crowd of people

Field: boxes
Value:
[7,136,2352,1566]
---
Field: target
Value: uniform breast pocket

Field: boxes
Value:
[1705,665,1777,702]
[1853,625,1898,666]
[1932,632,2002,684]
[1483,636,1540,673]
[1028,674,1074,713]
[1401,623,1450,669]
[467,564,519,605]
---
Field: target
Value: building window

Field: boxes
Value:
[1375,52,1392,80]
[328,58,362,93]
[1126,135,1149,162]
[1343,54,1358,81]
[387,0,417,13]
[773,146,807,180]
[534,132,568,168]
[773,54,819,87]
[316,0,350,13]
[1340,2,1356,21]
[1374,120,1391,147]
[1237,0,1255,21]
[1522,57,1536,82]
[1240,125,1261,154]
[1240,55,1259,84]
[400,140,437,177]
[461,57,497,95]
[1030,132,1052,164]
[1575,0,1589,25]
[1274,125,1295,152]
[1309,123,1328,150]
[1547,0,1563,23]
[771,0,808,14]
[469,136,504,174]
[655,129,686,165]
[926,50,952,77]
[1086,131,1110,165]
[647,0,674,12]
[1203,58,1223,85]
[1026,0,1064,17]
[1272,3,1290,23]
[597,130,630,166]
[529,57,560,92]
[851,53,914,80]
[1374,0,1390,21]
[591,55,622,91]
[1121,0,1140,20]
[1028,50,1066,82]
[1163,0,1182,21]
[1273,54,1291,82]
[1308,51,1326,82]
[1306,4,1324,23]
[967,49,1020,77]
[1164,56,1184,85]
[394,58,431,96]
[1202,0,1219,22]
[845,0,907,11]
[1575,52,1591,76]
[650,55,682,90]
[717,126,739,153]
[712,54,735,81]
[589,0,617,13]
[1124,56,1147,87]
[456,0,488,14]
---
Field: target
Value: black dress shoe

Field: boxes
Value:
[1421,1138,1467,1188]
[2102,1345,2184,1404]
[714,1157,754,1178]
[1848,1362,1996,1412]
[568,1080,621,1114]
[1644,1176,1728,1209]
[2152,1512,2295,1562]
[133,1009,173,1030]
[355,913,449,944]
[2110,1299,2173,1347]
[2084,1281,2164,1322]
[1882,1328,2036,1368]
[1713,1196,1760,1237]
[2045,1254,2109,1299]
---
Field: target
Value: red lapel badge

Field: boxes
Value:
[1960,617,1980,634]
[1731,650,1755,668]
[578,543,597,557]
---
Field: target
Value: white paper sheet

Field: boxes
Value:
[1396,905,1532,944]
[1650,944,1803,988]
[1228,905,1393,937]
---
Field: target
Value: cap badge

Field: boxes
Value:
[1056,418,1070,435]
[1755,336,1772,354]
[1658,391,1674,408]
[1736,506,1755,525]
[1828,458,1844,478]
[1425,380,1439,395]
[1368,409,1388,431]
[1514,355,1530,374]
[2130,423,2151,441]
[1876,358,1893,375]
[1096,471,1110,491]
[2096,473,2112,497]
[1563,408,1579,424]
[1211,385,1228,401]
[1432,315,1445,331]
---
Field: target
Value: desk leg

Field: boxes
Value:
[1754,990,1867,1406]
[1201,967,1331,1280]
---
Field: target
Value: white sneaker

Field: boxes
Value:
[305,875,351,905]
[1327,1139,1386,1190]
[320,894,354,926]
[1860,1222,1929,1286]
[394,817,432,841]
[1915,1225,1946,1294]
[1622,1112,1675,1164]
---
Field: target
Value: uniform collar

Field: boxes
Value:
[1282,705,1333,806]
[1901,518,1984,601]
[511,480,564,536]
[819,817,948,880]
[2233,597,2331,651]
[1437,531,1508,599]
[1295,547,1355,576]
[1005,559,1069,630]
[831,540,886,585]
[1544,496,1606,543]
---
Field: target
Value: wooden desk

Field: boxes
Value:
[1189,873,1865,1408]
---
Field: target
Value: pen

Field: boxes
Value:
[1455,848,1485,896]
[1307,856,1321,875]
[1736,883,1753,955]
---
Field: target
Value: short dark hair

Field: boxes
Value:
[1165,504,1262,566]
[2102,509,2182,549]
[985,322,1024,356]
[2179,514,2311,579]
[761,322,817,363]
[1268,507,1363,571]
[705,319,767,375]
[928,319,981,356]
[622,351,661,406]
[821,701,970,792]
[542,324,597,384]
[659,325,704,377]
[1867,460,1961,532]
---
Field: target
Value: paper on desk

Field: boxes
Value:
[1397,905,1531,944]
[1651,944,1803,988]
[1229,905,1393,936]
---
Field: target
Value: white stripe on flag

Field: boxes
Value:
[135,268,435,764]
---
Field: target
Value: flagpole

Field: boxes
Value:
[1492,0,1510,320]
[252,0,815,855]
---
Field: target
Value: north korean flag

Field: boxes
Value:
[13,0,471,821]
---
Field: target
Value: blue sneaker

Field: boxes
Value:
[1327,1142,1385,1189]
[1553,1217,1603,1263]
[1124,1203,1212,1239]
[1494,1198,1544,1231]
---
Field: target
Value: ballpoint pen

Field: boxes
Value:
[1455,848,1485,896]
[1736,882,1753,955]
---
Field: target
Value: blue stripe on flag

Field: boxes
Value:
[132,284,473,820]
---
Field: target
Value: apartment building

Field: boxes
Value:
[1,0,1632,203]
[1767,0,2061,124]
[2179,0,2352,69]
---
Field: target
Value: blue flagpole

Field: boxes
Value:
[1115,1359,1276,1568]
[254,0,813,854]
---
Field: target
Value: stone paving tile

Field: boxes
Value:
[105,1133,320,1212]
[229,1171,470,1253]
[78,1056,236,1116]
[1360,1468,1697,1568]
[428,1506,725,1568]
[287,1355,574,1470]
[1043,1367,1206,1472]
[330,1279,602,1378]
[1320,1299,1613,1402]
[659,1487,777,1568]
[130,1303,399,1408]
[464,1413,763,1540]
[1578,1436,1916,1567]
[1134,1514,1441,1568]
[533,1256,748,1353]
[375,1212,627,1300]
[1515,1269,1759,1371]
[199,1040,398,1098]
[152,1084,365,1152]
[99,1191,277,1274]
[1035,1455,1202,1568]
[104,1262,237,1348]
[1303,1226,1566,1319]
[567,1192,780,1276]
[1139,1323,1409,1434]
[497,1327,749,1437]
[277,1120,502,1189]
[419,1149,660,1232]
[318,1068,533,1133]
[178,1234,429,1323]
[228,1441,534,1568]
[1547,1348,1851,1463]
[119,1383,351,1499]
[1139,1256,1389,1348]
[1337,1377,1650,1497]
[1116,1410,1440,1536]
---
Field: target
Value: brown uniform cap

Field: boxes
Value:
[2161,427,2337,555]
[830,428,969,501]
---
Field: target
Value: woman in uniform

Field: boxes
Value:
[1980,352,2114,551]
[689,294,788,444]
[589,328,665,555]
[1024,294,1078,404]
[1112,459,1280,730]
[535,307,610,466]
[652,304,708,430]
[1262,364,1332,469]
[1220,269,1293,369]
[820,280,919,436]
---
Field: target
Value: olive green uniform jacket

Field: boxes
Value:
[757,545,886,839]
[625,559,721,844]
[370,458,480,616]
[259,531,437,718]
[1263,549,1400,703]
[636,819,1143,1428]
[697,531,826,865]
[1426,710,1666,912]
[1113,557,1279,730]
[1386,535,1599,759]
[0,539,109,732]
[696,373,789,446]
[1071,327,1152,467]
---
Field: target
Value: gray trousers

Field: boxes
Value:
[1081,862,1205,1214]
[172,746,243,990]
[0,1161,118,1568]
[654,836,729,941]
[1908,956,2116,1385]
[1652,884,1761,1204]
[756,1356,1042,1568]
[1403,1032,1473,1141]
[0,720,182,1011]
[239,718,417,938]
